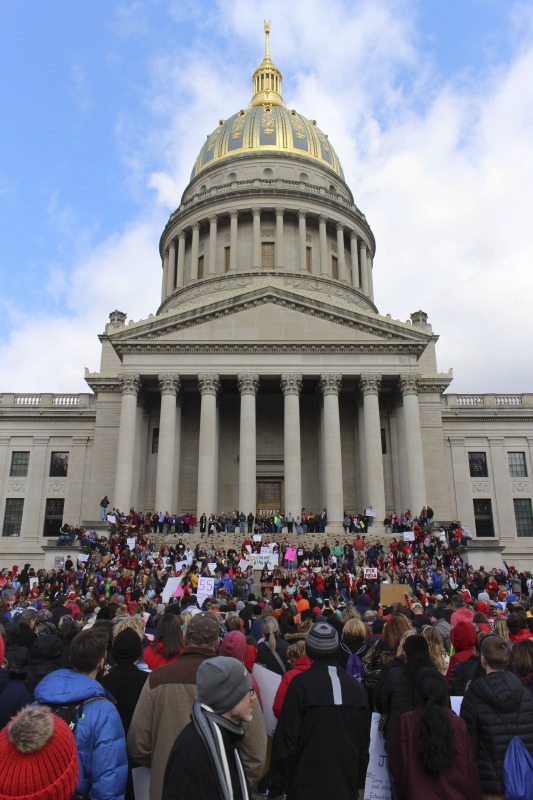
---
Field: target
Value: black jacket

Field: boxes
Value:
[270,660,370,799]
[374,660,416,749]
[460,670,533,795]
[449,654,484,695]
[0,668,31,730]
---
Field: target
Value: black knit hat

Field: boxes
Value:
[305,622,339,660]
[112,628,142,663]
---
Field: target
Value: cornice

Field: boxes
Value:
[114,342,426,357]
[442,415,533,424]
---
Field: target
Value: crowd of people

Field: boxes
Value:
[1,517,533,799]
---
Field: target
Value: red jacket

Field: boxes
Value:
[144,641,180,671]
[446,621,476,680]
[272,654,312,718]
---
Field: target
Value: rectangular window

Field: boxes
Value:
[224,246,230,273]
[306,246,312,272]
[381,428,387,455]
[509,452,528,478]
[10,451,30,477]
[197,255,204,280]
[468,451,488,478]
[43,498,65,537]
[473,498,494,537]
[152,428,159,455]
[514,499,533,537]
[262,242,275,269]
[50,452,69,477]
[331,255,338,280]
[2,498,24,537]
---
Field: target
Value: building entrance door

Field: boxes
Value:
[256,479,284,516]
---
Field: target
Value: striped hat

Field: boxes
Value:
[306,622,339,659]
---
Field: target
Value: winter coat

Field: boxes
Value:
[34,668,128,800]
[446,622,476,680]
[448,655,484,695]
[433,618,452,653]
[270,660,370,800]
[460,669,533,795]
[272,654,312,718]
[25,633,62,697]
[450,606,474,628]
[143,640,179,671]
[256,637,289,676]
[0,668,31,730]
[389,707,482,800]
[374,660,417,749]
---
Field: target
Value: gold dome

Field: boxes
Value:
[191,23,344,180]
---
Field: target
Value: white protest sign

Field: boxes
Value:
[197,577,215,607]
[260,546,270,555]
[162,576,184,603]
[175,560,188,573]
[207,563,217,574]
[131,766,150,800]
[77,553,89,563]
[247,553,279,570]
[365,508,377,518]
[239,559,250,571]
[107,514,116,524]
[403,531,415,541]
[364,712,392,800]
[451,696,463,716]
[273,585,282,594]
[244,544,252,553]
[253,534,262,542]
[127,537,136,549]
[252,663,282,736]
[364,568,378,580]
[29,576,39,590]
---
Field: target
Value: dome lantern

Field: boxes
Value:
[250,21,285,108]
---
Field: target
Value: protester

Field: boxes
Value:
[0,633,31,730]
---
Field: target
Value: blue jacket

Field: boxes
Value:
[34,669,128,800]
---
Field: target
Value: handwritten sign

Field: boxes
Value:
[207,563,217,574]
[238,559,250,571]
[197,577,215,607]
[364,568,378,580]
[244,544,252,553]
[107,514,116,524]
[175,560,188,573]
[253,534,262,542]
[127,537,136,550]
[364,712,392,800]
[403,531,415,541]
[285,547,297,562]
[247,553,279,570]
[162,577,184,603]
[365,508,377,518]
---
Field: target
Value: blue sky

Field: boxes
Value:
[1,0,532,392]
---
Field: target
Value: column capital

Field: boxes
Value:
[297,209,307,219]
[350,229,358,240]
[359,374,382,396]
[0,437,10,447]
[359,239,367,251]
[281,374,303,396]
[178,230,187,240]
[198,374,220,396]
[163,248,169,258]
[120,376,141,396]
[191,222,200,232]
[158,374,181,396]
[208,214,218,224]
[320,374,342,396]
[168,238,176,250]
[336,221,344,232]
[252,207,261,217]
[275,207,285,217]
[33,436,50,447]
[399,374,419,396]
[449,436,465,447]
[318,215,328,226]
[488,436,505,447]
[230,210,239,220]
[237,374,260,396]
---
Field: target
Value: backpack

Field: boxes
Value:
[503,735,533,800]
[342,642,365,683]
[47,697,101,733]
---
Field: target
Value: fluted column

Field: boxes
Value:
[319,215,328,276]
[298,210,307,272]
[336,223,346,283]
[281,374,303,518]
[176,231,186,288]
[166,240,176,296]
[208,216,218,276]
[161,249,169,302]
[350,231,360,288]
[399,375,427,515]
[238,374,259,516]
[275,207,284,269]
[367,252,374,302]
[197,374,220,515]
[229,211,238,273]
[360,374,385,523]
[155,375,181,513]
[357,397,367,509]
[319,374,344,531]
[252,208,261,269]
[115,376,141,512]
[360,240,369,295]
[190,223,200,282]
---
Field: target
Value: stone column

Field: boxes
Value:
[63,436,88,523]
[190,223,200,282]
[489,436,516,540]
[367,252,374,302]
[155,375,181,513]
[360,374,386,524]
[176,231,186,288]
[161,250,169,302]
[350,231,360,288]
[281,374,303,518]
[360,240,369,295]
[252,208,261,269]
[388,403,402,512]
[298,210,307,272]
[336,223,346,283]
[319,215,328,276]
[172,397,183,513]
[24,436,49,540]
[166,240,176,296]
[399,375,427,516]
[229,211,238,273]
[275,207,284,269]
[319,374,344,531]
[114,376,141,512]
[357,398,367,508]
[197,374,220,516]
[208,216,218,276]
[449,437,475,532]
[238,374,259,516]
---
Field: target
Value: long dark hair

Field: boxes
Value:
[152,612,184,658]
[415,667,455,778]
[403,635,434,701]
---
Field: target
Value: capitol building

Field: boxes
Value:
[1,27,532,568]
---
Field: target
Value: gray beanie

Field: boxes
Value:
[197,656,252,715]
[306,622,339,660]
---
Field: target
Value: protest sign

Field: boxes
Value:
[127,537,136,550]
[175,560,188,573]
[238,559,250,571]
[247,553,279,570]
[364,712,392,800]
[107,514,116,525]
[380,584,408,606]
[54,556,64,570]
[365,508,377,518]
[364,568,378,580]
[207,563,217,574]
[403,531,415,541]
[244,544,252,553]
[253,534,262,542]
[260,546,270,555]
[252,664,282,736]
[77,553,89,563]
[285,547,297,562]
[162,576,184,603]
[197,577,215,607]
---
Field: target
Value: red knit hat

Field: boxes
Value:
[0,706,79,800]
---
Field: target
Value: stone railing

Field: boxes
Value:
[1,393,95,408]
[443,394,533,409]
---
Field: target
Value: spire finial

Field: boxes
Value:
[250,21,285,107]
[264,20,271,58]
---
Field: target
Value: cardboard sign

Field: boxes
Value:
[364,713,392,800]
[380,583,409,607]
[364,568,378,580]
[252,664,282,736]
[197,577,215,607]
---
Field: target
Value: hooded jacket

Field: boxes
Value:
[0,668,31,730]
[34,668,128,800]
[460,670,533,795]
[446,622,476,680]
